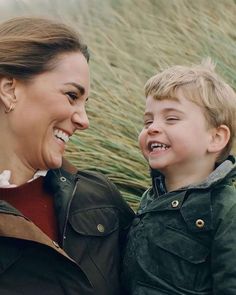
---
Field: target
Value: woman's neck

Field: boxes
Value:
[0,154,37,186]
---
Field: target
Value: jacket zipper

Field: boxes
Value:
[61,175,79,248]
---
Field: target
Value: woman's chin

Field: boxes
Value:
[47,154,63,169]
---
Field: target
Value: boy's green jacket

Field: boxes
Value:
[122,156,236,295]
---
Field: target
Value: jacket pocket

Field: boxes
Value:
[69,207,119,237]
[155,225,209,264]
[67,208,120,294]
[143,225,211,291]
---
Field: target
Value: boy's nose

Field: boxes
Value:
[147,122,162,134]
[72,109,89,130]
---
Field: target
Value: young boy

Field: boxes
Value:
[122,59,236,294]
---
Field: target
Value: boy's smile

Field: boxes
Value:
[139,90,216,186]
[148,141,170,153]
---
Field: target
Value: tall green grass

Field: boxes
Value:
[1,0,236,209]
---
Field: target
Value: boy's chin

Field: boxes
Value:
[148,159,161,169]
[149,161,166,172]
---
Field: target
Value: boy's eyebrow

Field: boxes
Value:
[144,108,185,116]
[64,82,85,96]
[162,107,185,114]
[144,111,153,116]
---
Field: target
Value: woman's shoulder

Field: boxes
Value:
[61,157,115,186]
[54,158,133,212]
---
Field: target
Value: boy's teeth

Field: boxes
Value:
[151,143,168,150]
[54,129,69,143]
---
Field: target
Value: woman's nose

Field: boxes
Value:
[72,108,89,130]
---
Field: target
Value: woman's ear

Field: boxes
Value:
[0,77,17,110]
[208,125,230,154]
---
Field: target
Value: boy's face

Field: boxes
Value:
[139,90,215,175]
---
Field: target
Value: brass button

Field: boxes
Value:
[60,176,67,182]
[195,219,205,228]
[97,224,105,233]
[171,200,179,208]
[52,241,60,248]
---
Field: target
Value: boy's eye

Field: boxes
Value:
[166,116,179,122]
[144,120,153,127]
[66,92,78,101]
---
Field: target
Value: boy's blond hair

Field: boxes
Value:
[144,58,236,163]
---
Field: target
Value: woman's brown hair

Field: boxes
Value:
[0,17,89,81]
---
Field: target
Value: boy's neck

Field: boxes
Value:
[163,160,216,192]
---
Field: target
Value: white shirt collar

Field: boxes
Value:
[0,170,48,188]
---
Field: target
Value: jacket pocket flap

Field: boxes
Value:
[154,226,209,264]
[69,207,119,236]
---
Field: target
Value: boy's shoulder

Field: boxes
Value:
[211,155,236,195]
[210,164,236,211]
[182,155,236,197]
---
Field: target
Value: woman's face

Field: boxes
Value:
[10,52,90,170]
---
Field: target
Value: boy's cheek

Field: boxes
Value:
[138,131,143,142]
[138,132,146,151]
[139,139,149,161]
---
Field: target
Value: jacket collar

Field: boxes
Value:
[150,155,236,197]
[139,156,236,215]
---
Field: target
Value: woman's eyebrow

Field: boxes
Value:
[64,82,85,96]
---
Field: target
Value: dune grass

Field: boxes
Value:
[1,0,236,209]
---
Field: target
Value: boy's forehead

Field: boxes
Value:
[146,93,180,103]
[145,92,202,113]
[146,95,181,106]
[144,95,180,112]
[146,85,199,103]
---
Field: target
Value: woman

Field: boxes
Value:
[0,17,134,295]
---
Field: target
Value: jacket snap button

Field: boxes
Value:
[60,176,67,182]
[52,241,60,248]
[171,200,179,208]
[97,224,105,233]
[195,219,205,228]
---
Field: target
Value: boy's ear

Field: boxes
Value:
[208,125,230,154]
[0,77,17,110]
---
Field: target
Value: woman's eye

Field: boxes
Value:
[66,92,78,101]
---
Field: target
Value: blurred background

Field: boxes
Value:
[1,0,236,209]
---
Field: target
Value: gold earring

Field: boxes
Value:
[5,103,14,113]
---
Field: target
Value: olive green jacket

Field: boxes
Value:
[122,156,236,295]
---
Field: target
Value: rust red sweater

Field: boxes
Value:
[0,176,58,241]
